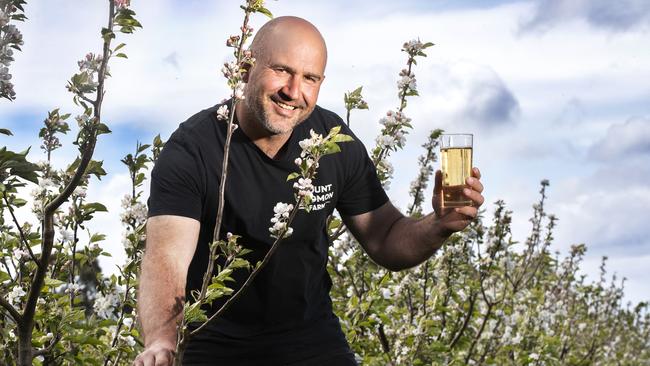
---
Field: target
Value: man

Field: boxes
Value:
[134,16,484,366]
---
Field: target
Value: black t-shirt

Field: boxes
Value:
[147,102,388,365]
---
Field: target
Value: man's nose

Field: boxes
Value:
[281,75,301,100]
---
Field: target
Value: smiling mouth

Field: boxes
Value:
[271,97,298,111]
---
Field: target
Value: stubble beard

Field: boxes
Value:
[245,89,306,136]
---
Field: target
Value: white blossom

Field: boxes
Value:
[123,317,134,328]
[293,177,314,200]
[7,286,26,305]
[403,39,425,54]
[216,105,229,121]
[381,288,392,299]
[122,335,136,347]
[73,185,87,198]
[298,129,324,152]
[233,81,246,100]
[59,228,74,242]
[397,74,417,93]
[376,135,396,149]
[94,291,121,319]
[120,194,147,224]
[38,178,56,191]
[13,248,29,261]
[269,202,294,239]
[221,61,239,79]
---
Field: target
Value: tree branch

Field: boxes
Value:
[0,296,23,326]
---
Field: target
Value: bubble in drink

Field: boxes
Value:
[441,147,472,207]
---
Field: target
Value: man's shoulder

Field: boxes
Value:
[167,103,224,146]
[311,105,344,126]
[305,105,351,136]
[176,104,222,135]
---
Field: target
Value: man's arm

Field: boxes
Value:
[133,215,200,366]
[342,168,484,271]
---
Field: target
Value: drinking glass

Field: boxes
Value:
[440,134,473,208]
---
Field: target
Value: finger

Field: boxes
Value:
[466,176,484,194]
[132,353,145,366]
[463,187,485,207]
[454,206,478,219]
[472,167,481,180]
[154,351,173,366]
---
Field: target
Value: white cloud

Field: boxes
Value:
[520,0,650,33]
[447,62,520,127]
[588,116,650,161]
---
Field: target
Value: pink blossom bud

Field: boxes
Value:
[115,0,130,9]
[226,35,240,47]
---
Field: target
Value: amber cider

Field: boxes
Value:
[441,147,473,207]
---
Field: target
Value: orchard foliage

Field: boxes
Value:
[1,1,648,365]
[327,43,650,366]
[1,0,142,365]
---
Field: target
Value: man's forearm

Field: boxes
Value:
[137,253,186,348]
[377,212,450,271]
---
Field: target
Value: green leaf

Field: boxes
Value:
[135,172,146,186]
[228,258,250,270]
[322,142,341,155]
[96,123,112,135]
[331,134,354,143]
[115,53,128,59]
[328,125,342,136]
[286,172,300,181]
[137,143,151,154]
[12,198,27,207]
[90,233,106,243]
[83,202,108,212]
[0,271,10,283]
[86,160,107,179]
[114,43,127,51]
[44,278,66,287]
[0,128,13,136]
[257,7,273,18]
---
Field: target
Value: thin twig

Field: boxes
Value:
[2,192,40,267]
[198,7,253,302]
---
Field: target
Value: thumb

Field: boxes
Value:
[433,169,443,195]
[432,170,443,213]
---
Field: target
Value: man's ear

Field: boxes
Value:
[241,61,252,83]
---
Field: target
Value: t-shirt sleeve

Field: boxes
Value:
[336,129,389,216]
[147,131,204,220]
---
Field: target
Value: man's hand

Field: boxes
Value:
[432,167,485,235]
[133,339,176,366]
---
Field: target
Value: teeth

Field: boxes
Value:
[276,101,296,110]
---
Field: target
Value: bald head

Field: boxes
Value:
[238,16,328,139]
[250,16,328,71]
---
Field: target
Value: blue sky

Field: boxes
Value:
[2,0,650,304]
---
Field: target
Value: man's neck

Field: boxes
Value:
[235,102,291,160]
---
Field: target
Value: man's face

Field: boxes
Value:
[243,35,326,135]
